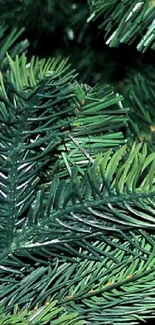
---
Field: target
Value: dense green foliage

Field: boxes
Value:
[89,0,155,51]
[0,1,155,324]
[0,300,85,325]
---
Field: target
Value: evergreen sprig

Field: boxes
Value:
[0,57,155,324]
[123,66,155,149]
[0,54,128,260]
[0,300,85,325]
[1,234,155,323]
[47,84,128,178]
[0,2,155,324]
[0,54,78,258]
[88,0,155,52]
[0,24,28,70]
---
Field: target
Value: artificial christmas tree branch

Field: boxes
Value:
[1,233,155,323]
[0,1,155,325]
[123,66,155,149]
[88,0,155,52]
[0,54,155,324]
[0,300,85,325]
[0,25,28,70]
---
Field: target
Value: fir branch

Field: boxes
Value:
[0,55,78,258]
[0,1,155,324]
[123,66,155,149]
[45,84,128,178]
[0,300,85,325]
[3,143,155,261]
[0,24,28,70]
[0,235,155,324]
[88,0,155,52]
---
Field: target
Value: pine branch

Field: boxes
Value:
[123,66,155,150]
[0,54,78,258]
[1,143,155,263]
[0,233,155,324]
[28,143,155,248]
[0,54,128,260]
[0,300,85,325]
[45,84,128,179]
[88,0,155,52]
[0,1,155,325]
[0,24,28,70]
